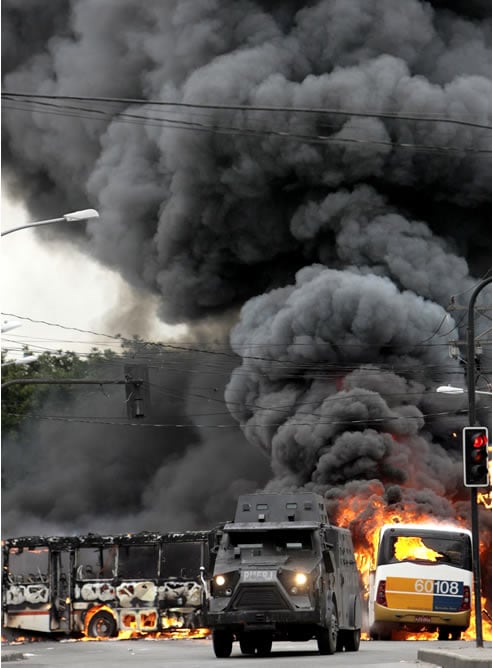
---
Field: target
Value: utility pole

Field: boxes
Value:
[466,276,492,648]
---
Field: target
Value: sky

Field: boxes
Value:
[1,196,187,363]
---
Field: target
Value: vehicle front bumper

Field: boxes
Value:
[206,609,321,630]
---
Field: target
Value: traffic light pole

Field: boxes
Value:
[466,276,492,648]
[1,374,146,418]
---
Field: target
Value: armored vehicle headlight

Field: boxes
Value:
[215,575,226,586]
[294,572,308,586]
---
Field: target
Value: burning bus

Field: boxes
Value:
[2,530,214,639]
[368,523,473,641]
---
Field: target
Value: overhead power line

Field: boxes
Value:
[1,312,465,352]
[4,408,466,429]
[4,92,491,131]
[2,92,491,156]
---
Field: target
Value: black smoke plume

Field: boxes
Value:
[2,0,491,604]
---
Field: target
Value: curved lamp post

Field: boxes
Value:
[439,277,492,648]
[437,385,492,396]
[1,208,99,364]
[1,208,99,237]
[465,277,492,648]
[1,320,22,333]
[1,354,39,368]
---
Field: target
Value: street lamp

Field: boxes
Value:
[438,277,492,648]
[437,385,492,396]
[1,320,22,333]
[1,208,99,237]
[1,354,39,368]
[465,277,492,648]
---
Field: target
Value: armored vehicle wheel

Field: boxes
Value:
[239,634,255,655]
[212,629,233,658]
[338,628,361,652]
[255,633,272,656]
[87,610,117,638]
[317,609,338,655]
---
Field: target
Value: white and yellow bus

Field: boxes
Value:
[368,523,472,641]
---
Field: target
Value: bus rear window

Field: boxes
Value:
[378,531,471,570]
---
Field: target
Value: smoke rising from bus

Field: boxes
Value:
[2,0,492,604]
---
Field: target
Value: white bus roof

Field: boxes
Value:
[379,523,472,537]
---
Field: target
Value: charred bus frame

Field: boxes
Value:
[2,530,213,638]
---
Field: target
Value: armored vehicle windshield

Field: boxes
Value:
[223,528,315,553]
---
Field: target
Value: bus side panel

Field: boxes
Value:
[3,578,52,634]
[325,527,362,631]
[4,607,51,633]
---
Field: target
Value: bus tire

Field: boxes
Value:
[87,610,117,638]
[212,629,233,658]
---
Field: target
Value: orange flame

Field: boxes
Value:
[394,536,442,562]
[81,604,210,641]
[335,492,492,642]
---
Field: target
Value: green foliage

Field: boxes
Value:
[1,348,118,435]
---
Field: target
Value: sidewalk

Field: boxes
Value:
[418,643,492,668]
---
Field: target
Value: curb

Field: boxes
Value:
[418,649,492,668]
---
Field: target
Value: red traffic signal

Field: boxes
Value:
[462,427,489,488]
[472,433,487,448]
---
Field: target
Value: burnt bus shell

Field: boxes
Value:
[2,530,213,637]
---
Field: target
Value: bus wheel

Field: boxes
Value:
[212,629,233,658]
[255,633,272,657]
[438,626,451,641]
[317,610,338,655]
[239,634,255,655]
[450,628,462,641]
[87,610,117,638]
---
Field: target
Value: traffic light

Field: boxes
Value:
[124,364,150,419]
[462,426,489,487]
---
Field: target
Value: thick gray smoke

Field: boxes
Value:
[2,0,492,596]
[2,349,271,536]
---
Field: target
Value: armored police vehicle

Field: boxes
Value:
[205,492,362,657]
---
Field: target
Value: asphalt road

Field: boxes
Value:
[2,638,492,668]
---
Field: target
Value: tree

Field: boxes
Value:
[1,348,117,436]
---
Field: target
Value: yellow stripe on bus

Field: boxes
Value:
[385,577,434,611]
[386,577,426,593]
[386,591,434,610]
